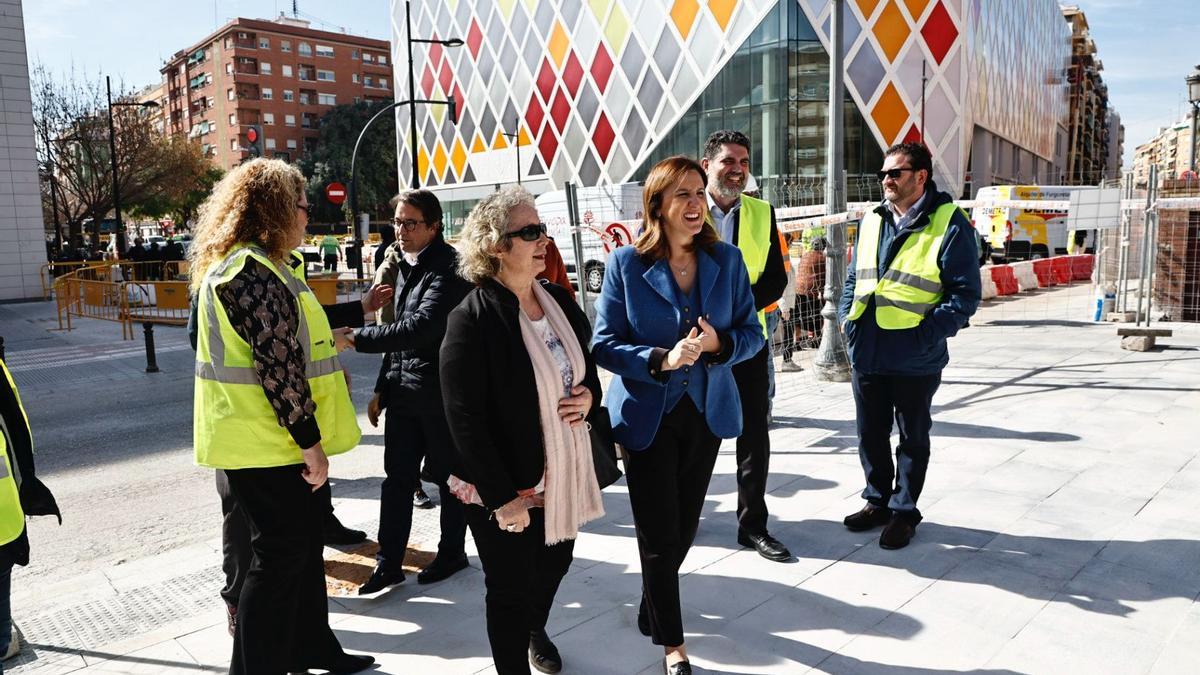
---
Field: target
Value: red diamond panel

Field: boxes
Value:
[563,51,584,99]
[902,123,923,144]
[920,0,958,65]
[525,96,545,136]
[593,112,615,162]
[421,65,435,98]
[590,45,614,93]
[536,59,556,104]
[549,87,570,134]
[538,121,558,166]
[467,22,483,59]
[429,35,444,68]
[452,84,466,120]
[438,63,454,93]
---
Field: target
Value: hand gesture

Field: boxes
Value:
[361,284,394,314]
[696,316,721,354]
[301,443,329,491]
[495,496,532,534]
[367,392,382,427]
[557,385,593,426]
[332,326,355,352]
[664,327,703,371]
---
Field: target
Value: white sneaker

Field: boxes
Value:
[3,623,20,660]
[780,359,802,372]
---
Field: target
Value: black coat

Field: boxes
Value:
[355,235,472,413]
[440,279,603,511]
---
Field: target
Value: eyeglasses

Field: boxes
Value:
[876,167,916,181]
[503,223,548,242]
[297,203,311,217]
[392,218,426,231]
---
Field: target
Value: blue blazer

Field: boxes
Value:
[592,242,764,451]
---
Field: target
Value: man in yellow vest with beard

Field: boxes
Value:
[702,130,791,562]
[838,142,981,550]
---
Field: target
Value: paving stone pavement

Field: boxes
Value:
[4,283,1200,674]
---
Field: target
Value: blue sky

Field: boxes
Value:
[24,0,1200,168]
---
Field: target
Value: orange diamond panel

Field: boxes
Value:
[872,0,911,63]
[432,143,448,181]
[903,0,930,20]
[709,0,738,31]
[670,0,700,40]
[548,21,570,68]
[871,82,909,145]
[451,138,468,176]
[855,0,882,20]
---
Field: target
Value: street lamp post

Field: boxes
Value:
[106,75,159,255]
[404,0,463,189]
[813,0,851,382]
[1186,65,1200,178]
[500,130,521,184]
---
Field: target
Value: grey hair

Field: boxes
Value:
[457,184,536,284]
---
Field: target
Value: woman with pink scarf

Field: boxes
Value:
[440,185,605,675]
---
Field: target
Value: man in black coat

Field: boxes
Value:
[334,189,473,593]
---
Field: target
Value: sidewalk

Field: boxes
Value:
[8,283,1200,674]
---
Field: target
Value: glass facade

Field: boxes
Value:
[632,2,883,202]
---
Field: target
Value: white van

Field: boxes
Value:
[972,185,1097,261]
[535,183,644,293]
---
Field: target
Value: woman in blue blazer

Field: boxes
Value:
[592,156,763,675]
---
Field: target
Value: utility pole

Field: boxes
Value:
[500,129,521,184]
[813,0,850,382]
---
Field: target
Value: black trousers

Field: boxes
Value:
[323,254,337,272]
[466,506,575,675]
[850,370,942,518]
[378,410,467,567]
[217,473,337,607]
[625,397,721,647]
[222,465,345,675]
[731,345,772,536]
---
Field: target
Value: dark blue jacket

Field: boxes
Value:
[837,182,981,375]
[593,242,764,451]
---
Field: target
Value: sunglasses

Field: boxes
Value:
[503,223,547,242]
[876,167,916,181]
[393,218,426,231]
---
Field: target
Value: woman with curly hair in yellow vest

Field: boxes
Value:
[188,158,373,675]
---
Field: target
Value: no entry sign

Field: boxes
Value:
[325,182,347,205]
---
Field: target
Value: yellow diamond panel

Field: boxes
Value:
[588,0,611,24]
[873,0,911,63]
[871,82,909,145]
[855,0,882,20]
[432,142,448,181]
[671,0,700,39]
[548,21,570,68]
[902,0,930,20]
[497,0,516,20]
[451,138,468,176]
[604,4,630,53]
[709,0,738,32]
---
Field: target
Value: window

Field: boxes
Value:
[261,62,272,75]
[377,55,387,65]
[207,96,216,108]
[281,40,291,53]
[379,78,387,89]
[263,112,275,125]
[262,87,273,100]
[351,49,359,60]
[286,139,297,149]
[229,114,236,126]
[353,96,361,104]
[223,37,232,49]
[363,76,373,87]
[352,73,359,83]
[266,138,277,150]
[226,63,233,74]
[316,69,335,82]
[318,93,336,105]
[316,45,334,58]
[298,42,312,56]
[362,52,373,62]
[227,88,235,101]
[282,65,293,78]
[206,73,213,84]
[285,114,296,126]
[259,37,270,49]
[230,139,237,151]
[299,91,310,105]
[283,89,294,102]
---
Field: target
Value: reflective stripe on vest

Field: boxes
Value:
[847,202,959,329]
[193,245,361,469]
[0,360,27,545]
[734,194,772,338]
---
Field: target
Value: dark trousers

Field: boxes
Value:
[323,254,337,272]
[217,473,337,607]
[732,345,772,536]
[625,398,721,647]
[378,410,467,567]
[466,506,574,675]
[851,370,942,518]
[222,465,345,675]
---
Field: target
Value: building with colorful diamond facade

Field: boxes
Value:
[389,0,1073,205]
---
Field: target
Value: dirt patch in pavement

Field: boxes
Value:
[324,542,436,596]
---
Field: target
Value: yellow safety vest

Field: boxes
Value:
[847,202,960,329]
[193,245,360,469]
[715,193,772,338]
[0,360,28,545]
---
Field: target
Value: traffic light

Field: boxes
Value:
[246,125,262,158]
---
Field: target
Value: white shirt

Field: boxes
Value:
[707,192,741,243]
[402,244,428,267]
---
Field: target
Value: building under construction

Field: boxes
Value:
[1062,5,1119,185]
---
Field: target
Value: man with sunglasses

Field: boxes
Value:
[333,189,474,593]
[838,142,981,550]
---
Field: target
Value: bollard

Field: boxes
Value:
[142,322,160,373]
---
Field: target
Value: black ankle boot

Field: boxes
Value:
[528,628,562,673]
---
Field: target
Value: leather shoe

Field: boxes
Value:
[358,564,405,594]
[737,532,791,562]
[323,523,368,546]
[879,514,918,550]
[528,628,562,673]
[224,603,237,637]
[416,554,468,584]
[843,504,892,532]
[306,653,376,674]
[413,487,434,509]
[664,658,692,675]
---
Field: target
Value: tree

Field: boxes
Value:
[32,64,212,250]
[128,165,224,229]
[297,101,399,227]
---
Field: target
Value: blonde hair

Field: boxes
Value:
[188,158,305,294]
[457,184,536,284]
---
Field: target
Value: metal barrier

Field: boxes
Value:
[40,261,101,299]
[125,281,191,327]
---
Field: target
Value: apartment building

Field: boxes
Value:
[1062,5,1117,185]
[161,15,391,170]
